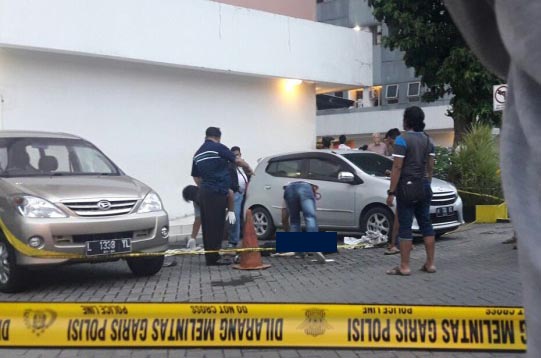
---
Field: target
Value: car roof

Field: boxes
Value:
[0,130,82,140]
[259,149,376,162]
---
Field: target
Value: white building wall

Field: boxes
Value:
[316,105,455,147]
[0,49,316,218]
[0,0,371,88]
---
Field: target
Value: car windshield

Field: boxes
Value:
[341,152,393,177]
[0,137,120,177]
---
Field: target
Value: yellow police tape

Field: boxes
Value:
[0,216,482,260]
[0,302,526,350]
[457,190,504,202]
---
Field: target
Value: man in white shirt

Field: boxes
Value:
[337,135,351,150]
[227,146,250,248]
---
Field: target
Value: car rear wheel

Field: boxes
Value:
[360,207,394,240]
[251,207,275,240]
[0,236,27,293]
[127,255,164,276]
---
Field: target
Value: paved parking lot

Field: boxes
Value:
[0,223,526,357]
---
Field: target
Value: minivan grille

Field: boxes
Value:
[431,191,457,206]
[62,199,138,217]
[72,231,133,243]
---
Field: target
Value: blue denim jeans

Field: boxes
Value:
[228,191,244,245]
[397,179,435,240]
[283,182,318,232]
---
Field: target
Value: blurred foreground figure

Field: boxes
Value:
[446,1,541,356]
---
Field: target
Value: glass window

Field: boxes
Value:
[73,146,116,174]
[266,159,303,178]
[385,84,399,99]
[0,137,119,177]
[342,153,392,177]
[407,82,421,97]
[307,158,343,181]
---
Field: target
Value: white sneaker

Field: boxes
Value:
[186,238,197,250]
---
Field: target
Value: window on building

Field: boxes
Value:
[370,25,382,45]
[407,82,421,97]
[369,86,381,107]
[385,84,399,99]
[334,91,344,98]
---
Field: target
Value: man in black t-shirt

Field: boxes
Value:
[385,107,436,276]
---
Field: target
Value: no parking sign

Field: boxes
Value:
[493,84,507,111]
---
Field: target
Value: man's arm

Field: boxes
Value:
[193,176,201,186]
[426,156,435,182]
[235,158,254,176]
[387,157,403,207]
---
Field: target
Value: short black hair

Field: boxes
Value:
[403,106,425,132]
[322,136,333,148]
[231,146,241,153]
[205,127,222,138]
[339,135,347,144]
[385,128,401,140]
[182,185,199,205]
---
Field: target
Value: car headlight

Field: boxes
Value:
[13,195,67,218]
[137,192,163,213]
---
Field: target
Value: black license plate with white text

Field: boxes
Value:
[86,239,132,256]
[436,206,454,217]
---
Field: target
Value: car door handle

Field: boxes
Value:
[264,185,271,190]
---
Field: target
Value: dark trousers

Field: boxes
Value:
[199,187,227,265]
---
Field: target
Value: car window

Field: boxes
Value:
[73,146,116,174]
[0,137,119,177]
[266,159,303,178]
[307,158,343,181]
[342,153,392,176]
[44,145,71,172]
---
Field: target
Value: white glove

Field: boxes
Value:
[226,211,236,225]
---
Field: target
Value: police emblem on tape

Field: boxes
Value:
[298,308,332,337]
[23,309,57,336]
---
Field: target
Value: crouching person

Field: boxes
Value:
[282,181,326,262]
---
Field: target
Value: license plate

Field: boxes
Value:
[436,206,454,217]
[86,239,132,256]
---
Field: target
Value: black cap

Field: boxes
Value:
[205,127,222,138]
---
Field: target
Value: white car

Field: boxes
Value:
[244,150,464,239]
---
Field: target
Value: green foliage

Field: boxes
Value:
[368,0,502,140]
[433,146,453,181]
[448,124,503,206]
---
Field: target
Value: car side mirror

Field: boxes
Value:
[338,171,355,183]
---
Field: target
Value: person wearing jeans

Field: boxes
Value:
[386,106,436,276]
[283,181,318,233]
[227,146,250,248]
[282,181,326,263]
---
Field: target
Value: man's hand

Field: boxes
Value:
[226,211,236,225]
[386,195,394,207]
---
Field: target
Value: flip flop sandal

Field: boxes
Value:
[386,266,410,276]
[420,264,436,273]
[384,247,400,255]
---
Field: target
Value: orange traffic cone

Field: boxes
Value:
[232,209,271,270]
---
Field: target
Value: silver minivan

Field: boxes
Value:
[245,150,464,240]
[0,131,169,292]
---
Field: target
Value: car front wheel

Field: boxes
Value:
[0,236,27,293]
[251,207,276,240]
[360,207,394,240]
[126,255,164,276]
